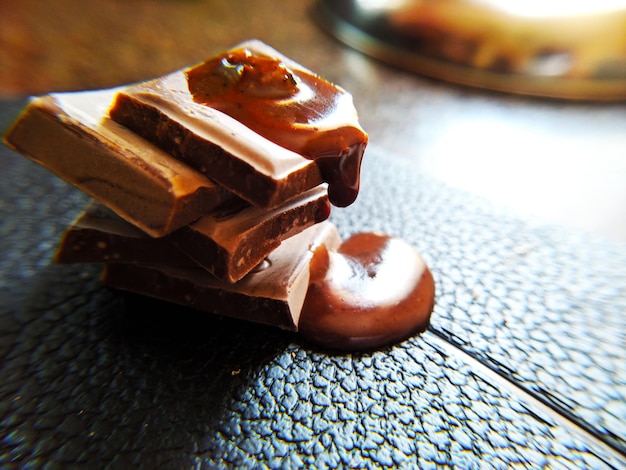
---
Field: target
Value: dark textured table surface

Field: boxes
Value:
[1,1,626,468]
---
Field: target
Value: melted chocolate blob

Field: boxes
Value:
[186,47,368,207]
[298,232,435,351]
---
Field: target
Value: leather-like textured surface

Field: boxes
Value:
[2,101,625,468]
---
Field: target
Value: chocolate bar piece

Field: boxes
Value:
[4,90,234,237]
[55,201,195,267]
[169,184,331,283]
[102,221,342,331]
[57,182,330,282]
[109,40,368,208]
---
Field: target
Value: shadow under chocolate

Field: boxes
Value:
[1,262,294,466]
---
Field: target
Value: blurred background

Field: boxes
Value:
[1,2,625,465]
[1,0,625,242]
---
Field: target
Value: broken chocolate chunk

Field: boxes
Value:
[109,40,368,208]
[169,184,331,283]
[101,221,342,331]
[58,182,331,283]
[4,90,234,237]
[55,201,195,267]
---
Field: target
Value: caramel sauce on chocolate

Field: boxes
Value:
[298,233,435,351]
[186,48,368,207]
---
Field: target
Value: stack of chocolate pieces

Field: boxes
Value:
[3,40,368,332]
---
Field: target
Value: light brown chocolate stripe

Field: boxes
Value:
[3,90,234,237]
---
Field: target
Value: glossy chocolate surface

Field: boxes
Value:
[299,232,435,351]
[185,43,368,207]
[109,72,323,209]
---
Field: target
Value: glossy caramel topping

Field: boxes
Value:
[298,232,435,351]
[186,47,368,207]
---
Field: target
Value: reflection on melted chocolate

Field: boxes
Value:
[298,232,435,351]
[186,47,368,208]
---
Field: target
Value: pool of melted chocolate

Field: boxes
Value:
[298,232,435,351]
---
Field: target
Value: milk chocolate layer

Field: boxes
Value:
[109,40,364,209]
[57,184,331,283]
[102,222,342,331]
[4,90,234,237]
